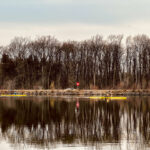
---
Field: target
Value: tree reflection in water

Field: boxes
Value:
[0,97,149,149]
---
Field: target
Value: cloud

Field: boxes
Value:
[0,21,150,46]
[0,0,150,45]
[0,0,150,24]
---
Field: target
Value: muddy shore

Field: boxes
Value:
[0,89,150,96]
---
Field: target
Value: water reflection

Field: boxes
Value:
[0,97,149,149]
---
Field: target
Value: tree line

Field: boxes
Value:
[0,34,150,89]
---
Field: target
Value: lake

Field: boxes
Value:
[0,96,149,150]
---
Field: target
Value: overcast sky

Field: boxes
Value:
[0,0,149,45]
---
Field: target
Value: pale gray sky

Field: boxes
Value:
[0,0,150,45]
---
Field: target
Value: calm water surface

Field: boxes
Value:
[0,96,150,150]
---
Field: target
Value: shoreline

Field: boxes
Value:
[0,89,150,96]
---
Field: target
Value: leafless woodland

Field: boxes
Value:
[0,35,150,89]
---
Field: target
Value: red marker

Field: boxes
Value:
[76,82,80,86]
[76,101,79,108]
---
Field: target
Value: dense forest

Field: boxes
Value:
[0,34,150,89]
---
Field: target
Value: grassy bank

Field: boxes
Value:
[0,89,150,96]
